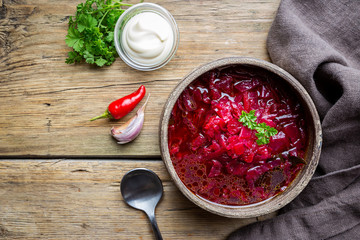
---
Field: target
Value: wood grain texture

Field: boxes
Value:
[0,160,276,239]
[0,0,280,156]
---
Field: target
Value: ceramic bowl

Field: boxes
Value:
[160,57,322,218]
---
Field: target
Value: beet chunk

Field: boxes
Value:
[207,160,222,178]
[269,131,290,153]
[217,75,234,95]
[191,133,207,151]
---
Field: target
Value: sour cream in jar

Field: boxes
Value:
[114,3,179,71]
[122,12,174,66]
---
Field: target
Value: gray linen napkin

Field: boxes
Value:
[228,0,360,239]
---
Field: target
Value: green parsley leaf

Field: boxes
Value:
[95,57,107,67]
[83,50,95,64]
[239,110,257,129]
[65,0,133,67]
[238,110,278,145]
[105,31,114,43]
[65,51,82,64]
[266,127,278,137]
[77,14,98,32]
[65,26,84,52]
[255,133,269,145]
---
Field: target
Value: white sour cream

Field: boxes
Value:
[121,12,174,66]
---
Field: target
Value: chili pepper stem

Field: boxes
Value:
[90,110,112,121]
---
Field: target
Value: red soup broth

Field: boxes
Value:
[168,65,308,206]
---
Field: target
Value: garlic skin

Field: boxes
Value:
[111,95,149,144]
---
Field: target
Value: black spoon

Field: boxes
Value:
[120,168,163,240]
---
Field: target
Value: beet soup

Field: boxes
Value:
[168,65,308,206]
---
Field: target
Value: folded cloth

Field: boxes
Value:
[228,0,360,239]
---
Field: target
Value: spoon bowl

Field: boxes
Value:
[121,168,163,240]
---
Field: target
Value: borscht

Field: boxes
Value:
[168,65,308,206]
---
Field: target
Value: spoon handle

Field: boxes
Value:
[146,210,163,240]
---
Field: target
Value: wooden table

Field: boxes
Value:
[0,0,280,238]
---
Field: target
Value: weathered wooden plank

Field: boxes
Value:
[0,160,276,239]
[0,0,280,156]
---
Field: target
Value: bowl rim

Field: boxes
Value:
[160,57,322,218]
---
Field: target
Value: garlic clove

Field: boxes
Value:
[111,94,150,144]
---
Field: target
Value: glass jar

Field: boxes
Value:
[114,3,180,71]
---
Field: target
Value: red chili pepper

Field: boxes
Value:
[90,85,146,121]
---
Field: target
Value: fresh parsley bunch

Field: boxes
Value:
[239,110,278,145]
[65,0,132,67]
